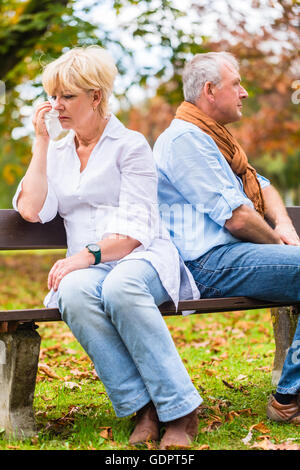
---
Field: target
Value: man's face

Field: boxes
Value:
[211,62,248,125]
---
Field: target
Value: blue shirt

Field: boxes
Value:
[153,118,270,261]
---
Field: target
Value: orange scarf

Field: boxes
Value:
[175,101,265,217]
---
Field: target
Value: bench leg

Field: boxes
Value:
[271,306,299,386]
[0,322,41,439]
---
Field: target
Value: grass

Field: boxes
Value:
[1,251,300,451]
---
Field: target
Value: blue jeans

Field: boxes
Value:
[58,259,202,421]
[186,242,300,394]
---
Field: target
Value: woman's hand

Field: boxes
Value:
[48,249,94,291]
[32,101,52,139]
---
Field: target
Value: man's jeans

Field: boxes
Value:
[58,259,202,421]
[186,242,300,395]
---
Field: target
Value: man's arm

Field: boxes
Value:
[163,131,295,246]
[262,185,300,245]
[225,204,282,244]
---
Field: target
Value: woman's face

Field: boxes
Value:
[50,88,101,130]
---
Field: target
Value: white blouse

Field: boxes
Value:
[13,114,199,311]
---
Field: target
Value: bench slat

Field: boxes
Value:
[0,207,299,250]
[1,298,300,323]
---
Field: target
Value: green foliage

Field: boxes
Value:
[0,0,207,208]
[0,0,105,207]
[0,0,299,208]
[254,150,300,205]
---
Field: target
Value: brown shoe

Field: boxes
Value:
[159,409,199,450]
[129,402,160,445]
[267,395,300,423]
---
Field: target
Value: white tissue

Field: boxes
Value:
[45,99,69,141]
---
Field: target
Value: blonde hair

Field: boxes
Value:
[42,46,118,117]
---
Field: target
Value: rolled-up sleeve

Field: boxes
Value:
[12,177,59,224]
[256,172,270,190]
[168,131,253,227]
[102,136,159,249]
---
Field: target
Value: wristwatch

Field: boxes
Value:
[86,243,101,265]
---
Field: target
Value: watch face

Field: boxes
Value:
[88,243,100,252]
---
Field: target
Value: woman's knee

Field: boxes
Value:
[58,269,98,319]
[102,268,148,316]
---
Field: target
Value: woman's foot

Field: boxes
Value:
[129,402,160,445]
[159,409,199,450]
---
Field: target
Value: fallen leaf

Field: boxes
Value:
[242,429,253,446]
[41,395,52,401]
[237,408,253,416]
[197,444,210,450]
[225,411,240,422]
[38,363,62,380]
[99,426,113,440]
[204,369,218,376]
[236,374,247,381]
[144,441,157,450]
[63,381,82,390]
[222,379,235,389]
[251,437,275,450]
[31,436,39,445]
[202,415,223,432]
[250,437,300,451]
[164,444,191,450]
[252,422,270,434]
[275,442,300,450]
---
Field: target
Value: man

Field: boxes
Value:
[153,52,300,423]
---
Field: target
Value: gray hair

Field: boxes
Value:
[182,52,239,104]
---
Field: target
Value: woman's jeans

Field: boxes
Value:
[58,259,202,421]
[186,242,300,395]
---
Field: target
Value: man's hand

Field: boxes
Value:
[274,221,300,246]
[48,249,94,291]
[262,185,300,245]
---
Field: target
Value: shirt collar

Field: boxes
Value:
[104,114,127,140]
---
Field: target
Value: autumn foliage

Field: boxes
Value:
[0,0,299,206]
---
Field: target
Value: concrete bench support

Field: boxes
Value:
[0,323,41,439]
[271,306,299,386]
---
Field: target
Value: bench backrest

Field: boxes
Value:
[1,207,300,250]
[0,210,66,250]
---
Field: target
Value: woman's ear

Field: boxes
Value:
[93,89,102,108]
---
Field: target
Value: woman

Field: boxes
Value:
[13,46,202,449]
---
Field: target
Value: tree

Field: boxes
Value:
[1,0,299,207]
[125,0,300,203]
[0,0,205,207]
[204,0,300,203]
[0,0,68,82]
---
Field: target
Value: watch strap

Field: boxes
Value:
[86,244,101,265]
[93,248,101,265]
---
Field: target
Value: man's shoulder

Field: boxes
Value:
[156,119,217,146]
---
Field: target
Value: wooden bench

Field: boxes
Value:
[1,208,300,439]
